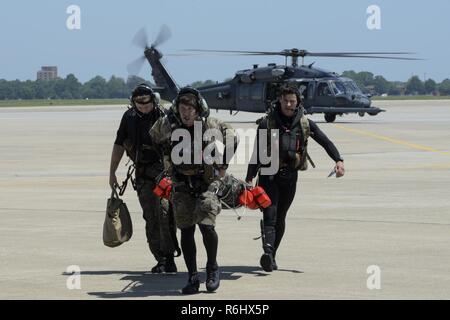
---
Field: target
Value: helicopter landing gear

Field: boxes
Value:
[358,112,365,117]
[324,113,336,123]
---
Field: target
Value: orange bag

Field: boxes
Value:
[238,189,254,207]
[251,186,272,209]
[153,177,172,199]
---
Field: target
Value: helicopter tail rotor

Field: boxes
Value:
[127,25,172,76]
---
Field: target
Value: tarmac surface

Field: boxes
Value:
[0,100,449,299]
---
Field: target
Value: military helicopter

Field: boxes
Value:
[127,26,420,122]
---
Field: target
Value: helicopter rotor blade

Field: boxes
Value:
[165,53,233,56]
[184,49,283,55]
[131,27,149,50]
[308,52,416,56]
[308,54,422,60]
[152,24,172,48]
[184,49,420,59]
[127,56,146,75]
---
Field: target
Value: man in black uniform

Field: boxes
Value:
[109,83,177,273]
[246,85,345,272]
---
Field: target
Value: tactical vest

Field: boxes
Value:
[167,114,219,185]
[124,106,164,166]
[260,111,314,171]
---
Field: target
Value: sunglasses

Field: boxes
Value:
[134,95,153,104]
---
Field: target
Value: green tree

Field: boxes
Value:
[358,72,375,86]
[19,80,36,99]
[372,75,392,95]
[438,79,450,95]
[107,76,128,98]
[424,79,437,94]
[341,71,374,93]
[63,74,82,99]
[126,76,150,93]
[341,70,357,79]
[35,79,54,99]
[82,76,108,99]
[54,79,67,99]
[0,79,14,99]
[405,76,425,95]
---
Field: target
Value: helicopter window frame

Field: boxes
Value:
[317,81,333,97]
[330,80,362,95]
[331,81,347,95]
[238,83,264,101]
[238,84,251,100]
[347,80,362,94]
[250,83,264,101]
[296,82,309,100]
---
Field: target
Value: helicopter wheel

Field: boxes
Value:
[358,112,365,117]
[324,113,336,123]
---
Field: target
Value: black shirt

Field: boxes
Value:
[114,107,162,166]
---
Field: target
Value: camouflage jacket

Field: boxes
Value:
[149,114,238,181]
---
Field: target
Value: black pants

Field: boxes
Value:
[258,170,298,257]
[136,177,176,262]
[180,224,218,275]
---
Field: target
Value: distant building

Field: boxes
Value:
[37,66,58,81]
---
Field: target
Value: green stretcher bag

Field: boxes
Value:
[103,187,133,247]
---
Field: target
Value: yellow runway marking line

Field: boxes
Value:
[392,162,450,170]
[333,124,449,156]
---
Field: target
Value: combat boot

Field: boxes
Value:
[272,252,278,270]
[205,263,220,292]
[164,255,177,273]
[151,261,166,273]
[182,273,200,295]
[260,244,274,272]
[272,259,278,271]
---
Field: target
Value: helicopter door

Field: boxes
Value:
[315,81,334,107]
[236,83,266,112]
[297,81,313,109]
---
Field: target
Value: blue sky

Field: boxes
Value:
[1,0,449,84]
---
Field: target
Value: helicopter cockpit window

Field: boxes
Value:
[318,82,332,96]
[347,81,362,93]
[331,80,362,95]
[298,84,308,99]
[239,84,250,100]
[331,81,347,95]
[251,83,264,100]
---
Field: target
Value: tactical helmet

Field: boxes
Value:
[208,174,246,209]
[172,86,209,118]
[131,83,160,106]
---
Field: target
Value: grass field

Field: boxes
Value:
[0,99,129,107]
[372,95,450,100]
[0,96,449,107]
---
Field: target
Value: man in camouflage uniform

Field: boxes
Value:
[150,87,238,294]
[109,83,178,273]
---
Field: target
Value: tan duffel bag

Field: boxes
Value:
[103,187,133,247]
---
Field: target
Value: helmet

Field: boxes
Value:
[131,83,160,106]
[208,174,246,209]
[172,86,209,118]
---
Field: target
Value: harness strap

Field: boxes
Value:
[118,164,136,196]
